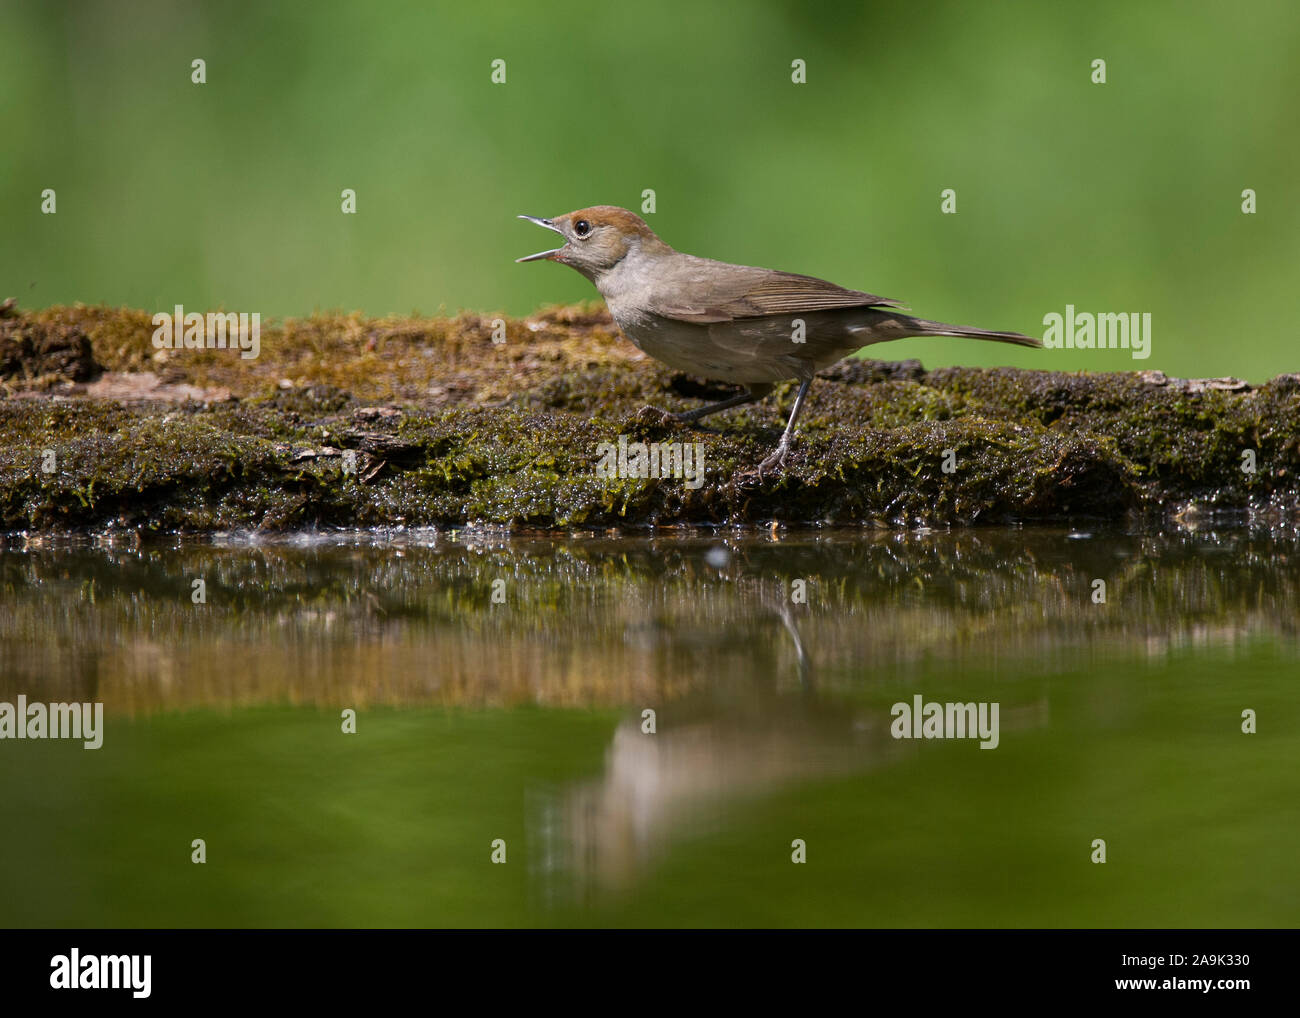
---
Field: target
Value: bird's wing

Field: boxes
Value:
[650,260,905,324]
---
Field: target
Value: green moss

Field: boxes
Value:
[1,304,1297,532]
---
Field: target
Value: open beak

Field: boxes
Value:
[516,215,566,262]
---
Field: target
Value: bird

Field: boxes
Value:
[517,206,1040,475]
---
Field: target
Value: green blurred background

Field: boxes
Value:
[3,0,1297,379]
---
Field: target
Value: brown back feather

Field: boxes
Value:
[651,260,905,324]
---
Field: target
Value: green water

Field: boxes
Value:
[1,527,1297,927]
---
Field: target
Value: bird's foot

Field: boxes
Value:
[738,440,793,484]
[756,442,791,477]
[634,405,683,427]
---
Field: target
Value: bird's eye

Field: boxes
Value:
[574,220,591,238]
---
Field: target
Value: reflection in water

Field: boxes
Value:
[544,687,1053,898]
[3,527,1296,713]
[1,525,1297,905]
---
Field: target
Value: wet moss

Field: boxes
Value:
[0,303,1297,532]
[0,309,101,386]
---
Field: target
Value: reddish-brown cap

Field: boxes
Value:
[552,206,662,243]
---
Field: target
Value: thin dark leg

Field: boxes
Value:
[670,388,765,423]
[756,378,812,475]
[638,384,773,426]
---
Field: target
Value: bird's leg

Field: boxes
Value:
[637,384,772,426]
[670,387,766,423]
[754,379,813,476]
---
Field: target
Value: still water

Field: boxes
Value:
[1,526,1297,927]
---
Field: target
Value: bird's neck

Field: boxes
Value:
[594,242,673,300]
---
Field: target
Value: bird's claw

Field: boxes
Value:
[738,442,792,485]
[634,405,680,427]
[756,445,790,477]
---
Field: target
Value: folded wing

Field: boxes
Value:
[650,259,905,324]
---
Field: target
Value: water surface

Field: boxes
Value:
[2,526,1296,926]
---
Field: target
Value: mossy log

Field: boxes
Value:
[2,301,1298,533]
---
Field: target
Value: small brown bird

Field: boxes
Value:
[518,206,1039,475]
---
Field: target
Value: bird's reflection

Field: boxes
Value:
[536,599,1046,900]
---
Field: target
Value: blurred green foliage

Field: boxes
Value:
[3,0,1297,378]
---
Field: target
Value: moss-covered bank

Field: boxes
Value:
[2,301,1298,533]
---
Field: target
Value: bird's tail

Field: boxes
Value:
[900,316,1042,348]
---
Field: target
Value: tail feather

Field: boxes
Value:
[904,316,1042,349]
